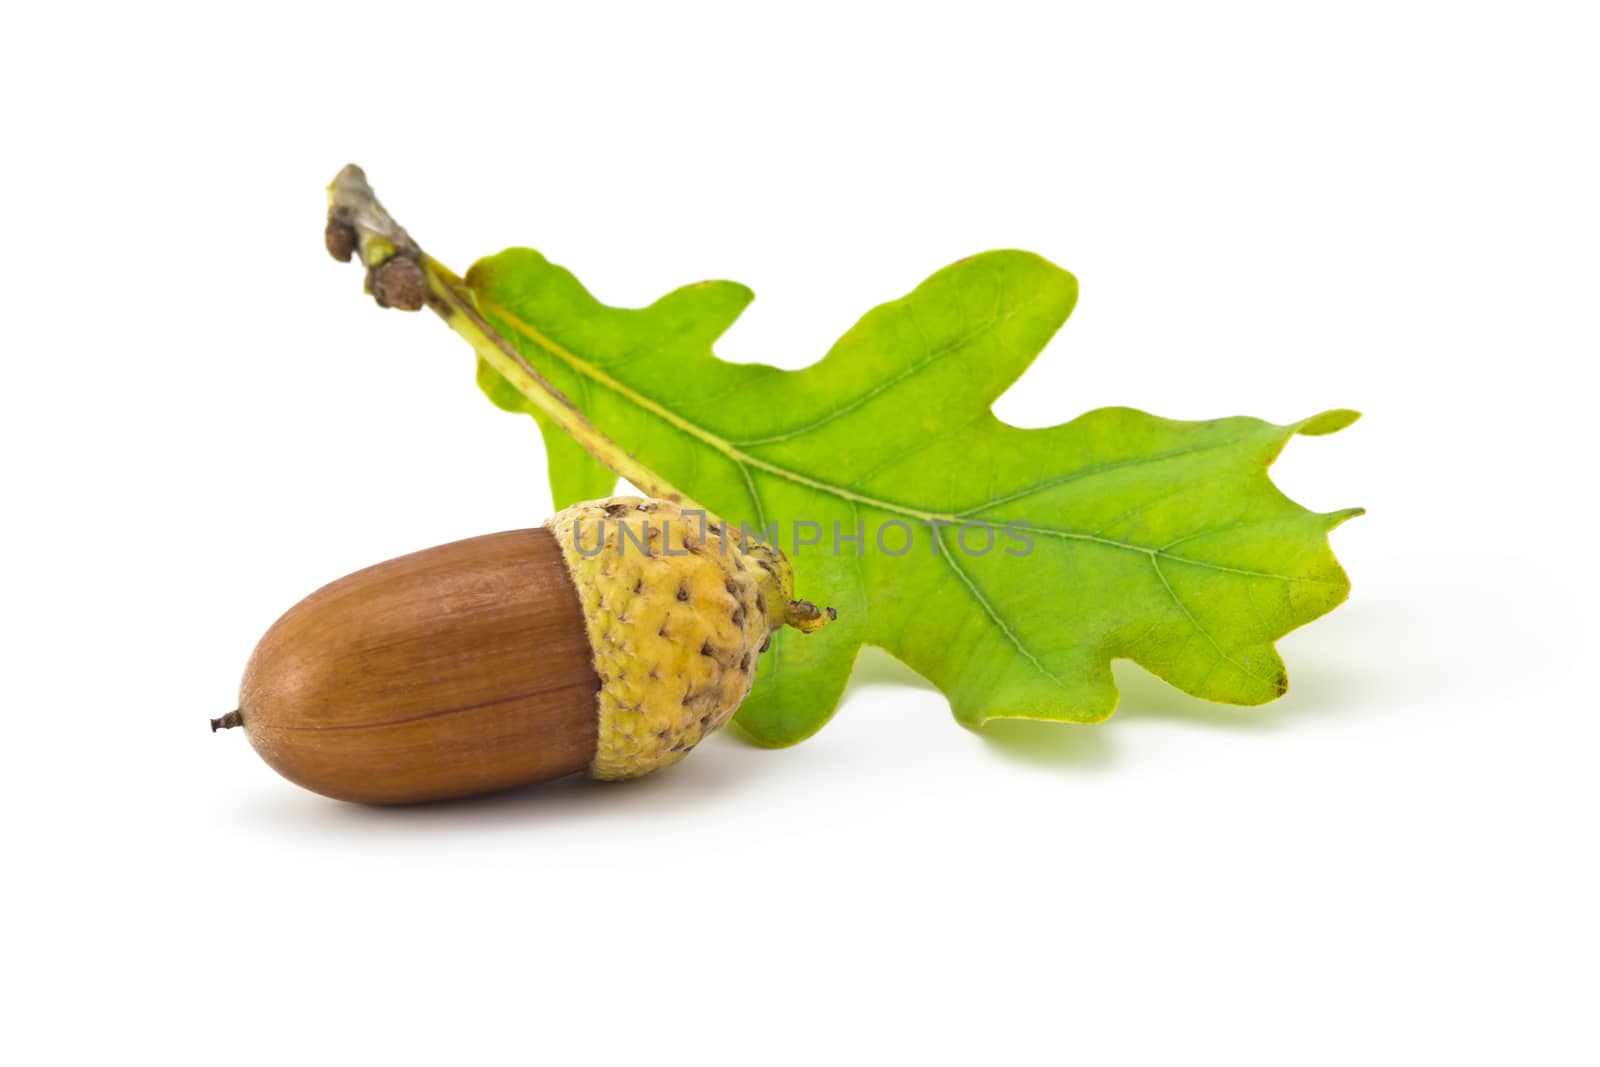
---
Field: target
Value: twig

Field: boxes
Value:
[324,164,697,508]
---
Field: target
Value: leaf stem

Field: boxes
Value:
[325,164,698,509]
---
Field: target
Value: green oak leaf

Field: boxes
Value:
[466,248,1361,745]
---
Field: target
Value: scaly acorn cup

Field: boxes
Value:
[550,497,831,780]
[211,167,833,805]
[219,498,832,804]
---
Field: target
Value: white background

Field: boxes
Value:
[3,2,1595,1064]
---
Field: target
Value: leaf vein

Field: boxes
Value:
[1149,556,1276,687]
[935,528,1070,692]
[730,313,1011,447]
[954,437,1254,517]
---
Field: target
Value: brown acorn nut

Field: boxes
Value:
[218,497,831,804]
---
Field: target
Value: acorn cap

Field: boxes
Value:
[547,496,829,780]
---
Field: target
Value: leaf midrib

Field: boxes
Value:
[482,296,1333,589]
[483,296,1316,696]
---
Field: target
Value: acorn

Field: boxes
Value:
[215,497,832,804]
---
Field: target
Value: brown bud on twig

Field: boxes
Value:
[324,220,357,263]
[370,256,428,311]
